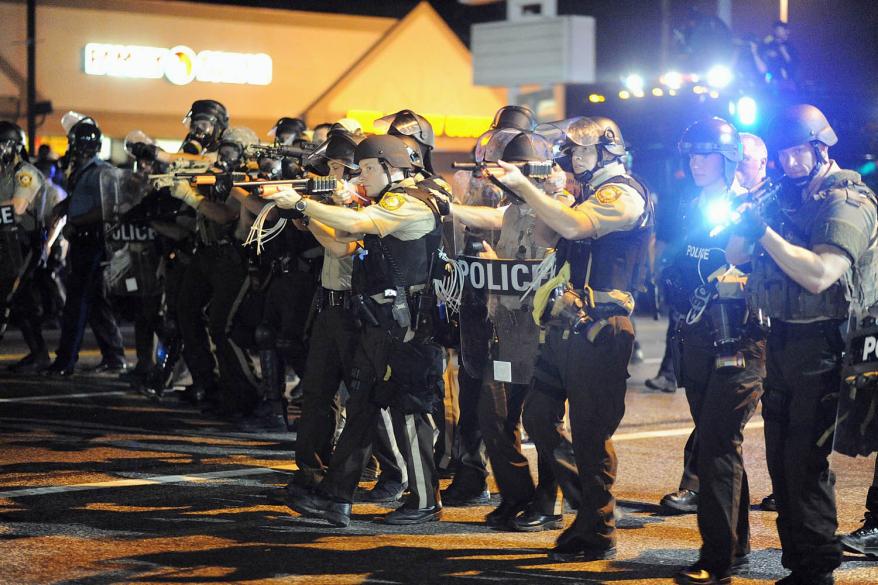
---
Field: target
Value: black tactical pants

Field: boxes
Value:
[867,460,878,516]
[320,320,439,509]
[763,320,844,575]
[295,303,359,484]
[524,315,634,549]
[260,269,317,378]
[177,243,258,412]
[446,366,489,494]
[679,330,764,573]
[55,235,125,368]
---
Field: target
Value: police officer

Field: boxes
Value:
[170,126,260,415]
[667,118,764,585]
[237,126,323,432]
[0,121,53,371]
[45,115,126,376]
[450,129,568,529]
[727,104,878,585]
[273,135,444,526]
[502,116,653,561]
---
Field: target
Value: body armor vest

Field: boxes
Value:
[556,175,653,297]
[353,187,442,297]
[746,170,873,321]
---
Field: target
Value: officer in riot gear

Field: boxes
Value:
[0,120,54,371]
[661,118,765,585]
[726,104,878,584]
[290,129,408,502]
[236,125,324,433]
[169,126,261,415]
[450,129,567,529]
[45,114,127,376]
[272,134,445,526]
[269,117,307,146]
[502,116,653,561]
[180,99,229,156]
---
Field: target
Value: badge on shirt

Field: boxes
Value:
[380,192,405,211]
[594,185,623,205]
[16,172,32,188]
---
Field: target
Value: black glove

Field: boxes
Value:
[732,205,767,241]
[129,142,158,162]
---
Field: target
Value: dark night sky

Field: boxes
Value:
[188,0,878,94]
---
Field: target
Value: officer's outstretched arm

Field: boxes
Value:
[759,228,851,294]
[308,218,359,258]
[493,161,595,240]
[264,188,375,235]
[449,203,505,230]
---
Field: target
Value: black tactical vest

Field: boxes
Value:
[746,170,871,321]
[556,175,653,297]
[353,187,442,297]
[666,194,736,312]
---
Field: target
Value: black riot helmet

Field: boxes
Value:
[0,120,27,166]
[67,118,103,159]
[305,128,361,177]
[678,117,742,186]
[374,109,435,173]
[483,130,553,163]
[353,135,416,170]
[181,99,229,154]
[269,117,307,146]
[490,105,537,131]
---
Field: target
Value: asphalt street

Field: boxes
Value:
[1,318,877,584]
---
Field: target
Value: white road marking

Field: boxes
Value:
[0,464,297,499]
[0,391,128,403]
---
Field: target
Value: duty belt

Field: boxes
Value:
[321,287,351,308]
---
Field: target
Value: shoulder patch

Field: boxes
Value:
[379,192,405,211]
[594,184,624,205]
[16,171,33,188]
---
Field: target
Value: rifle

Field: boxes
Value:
[708,178,785,237]
[244,142,317,161]
[452,161,554,180]
[233,176,340,199]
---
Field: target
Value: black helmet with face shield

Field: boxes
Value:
[373,110,435,173]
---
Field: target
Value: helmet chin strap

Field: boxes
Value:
[791,142,827,188]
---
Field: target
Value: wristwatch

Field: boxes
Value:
[294,198,308,213]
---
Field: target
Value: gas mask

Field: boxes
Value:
[216,143,244,173]
[258,157,283,180]
[0,140,18,170]
[181,118,217,155]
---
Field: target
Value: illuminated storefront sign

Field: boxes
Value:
[346,110,494,139]
[83,43,272,86]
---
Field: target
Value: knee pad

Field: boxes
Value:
[254,324,276,350]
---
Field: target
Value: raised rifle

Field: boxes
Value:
[451,160,554,180]
[244,142,317,161]
[233,176,340,200]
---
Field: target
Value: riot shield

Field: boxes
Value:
[833,322,878,457]
[453,130,556,383]
[101,166,162,297]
